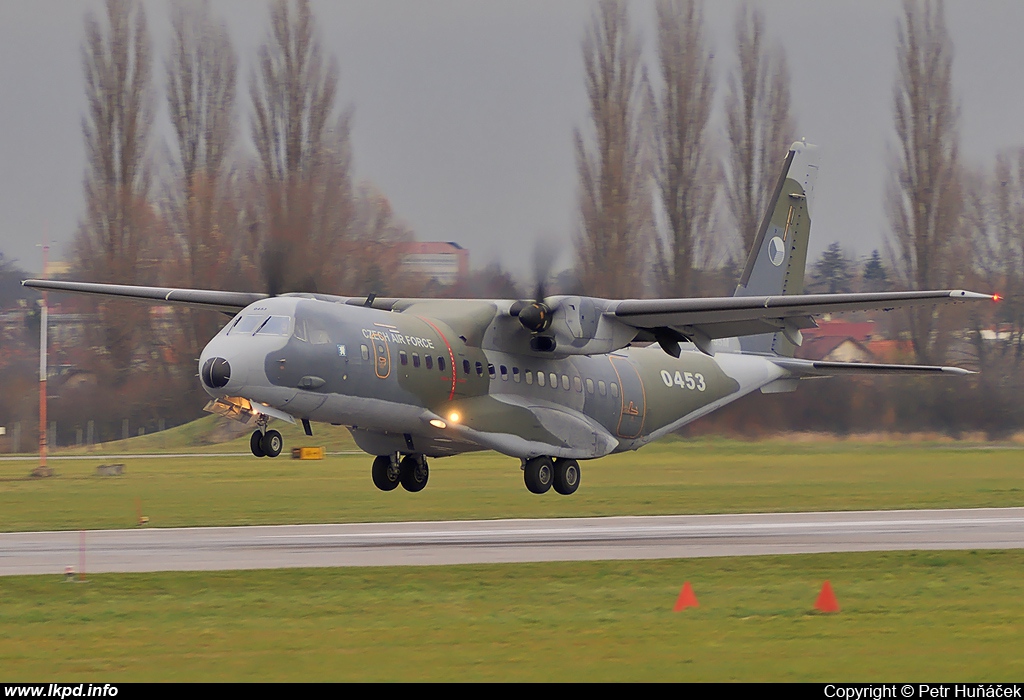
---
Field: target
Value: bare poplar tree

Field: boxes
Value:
[886,0,961,364]
[574,0,650,300]
[964,150,1024,368]
[165,0,240,362]
[74,0,155,378]
[652,0,716,298]
[723,3,796,255]
[250,0,353,294]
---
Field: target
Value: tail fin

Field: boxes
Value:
[734,140,819,356]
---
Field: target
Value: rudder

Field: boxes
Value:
[734,140,819,356]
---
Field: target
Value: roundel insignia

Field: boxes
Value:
[767,236,786,267]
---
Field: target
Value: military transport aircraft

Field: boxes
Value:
[24,142,994,496]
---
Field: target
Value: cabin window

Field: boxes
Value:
[400,351,408,366]
[525,370,533,385]
[537,372,545,387]
[598,380,606,396]
[561,375,570,390]
[361,345,370,361]
[500,365,508,381]
[549,372,557,388]
[413,353,420,368]
[610,382,619,398]
[463,359,471,376]
[476,362,484,376]
[489,364,496,378]
[586,378,594,394]
[512,367,521,383]
[425,355,433,370]
[438,357,446,372]
[574,376,583,392]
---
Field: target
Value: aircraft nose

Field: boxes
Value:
[201,357,231,389]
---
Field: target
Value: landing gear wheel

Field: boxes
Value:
[524,456,554,494]
[553,458,580,495]
[250,431,266,457]
[399,455,429,492]
[372,455,401,491]
[261,429,283,458]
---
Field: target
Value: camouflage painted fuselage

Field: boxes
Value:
[200,296,788,461]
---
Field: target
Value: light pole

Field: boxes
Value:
[31,243,52,478]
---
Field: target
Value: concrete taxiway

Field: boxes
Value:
[1,507,1022,576]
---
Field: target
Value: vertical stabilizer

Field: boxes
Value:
[734,141,819,356]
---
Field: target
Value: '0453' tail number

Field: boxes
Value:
[660,370,706,392]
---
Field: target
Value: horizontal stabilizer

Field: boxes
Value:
[772,357,973,377]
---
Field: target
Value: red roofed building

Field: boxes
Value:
[801,320,876,343]
[796,319,878,362]
[397,242,470,288]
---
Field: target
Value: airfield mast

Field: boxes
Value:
[31,242,51,478]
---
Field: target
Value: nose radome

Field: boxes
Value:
[201,357,231,388]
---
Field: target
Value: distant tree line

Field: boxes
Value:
[572,0,1024,438]
[4,0,1024,447]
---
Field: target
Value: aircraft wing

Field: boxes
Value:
[612,289,994,352]
[22,279,267,313]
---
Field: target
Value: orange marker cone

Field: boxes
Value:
[673,581,699,611]
[814,580,840,613]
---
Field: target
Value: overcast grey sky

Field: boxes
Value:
[2,0,1024,283]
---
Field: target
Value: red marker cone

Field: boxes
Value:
[814,580,840,613]
[673,581,699,611]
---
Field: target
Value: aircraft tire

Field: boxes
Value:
[261,430,283,458]
[553,458,580,495]
[400,455,429,492]
[250,431,266,458]
[372,455,401,491]
[524,456,554,494]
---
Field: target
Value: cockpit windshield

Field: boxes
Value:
[254,316,292,336]
[229,314,264,335]
[227,314,292,336]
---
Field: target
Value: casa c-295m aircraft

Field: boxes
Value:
[25,143,994,496]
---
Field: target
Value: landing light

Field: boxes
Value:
[429,419,447,429]
[448,411,461,424]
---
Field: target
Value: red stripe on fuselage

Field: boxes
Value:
[418,316,458,401]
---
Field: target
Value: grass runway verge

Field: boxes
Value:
[0,437,1023,531]
[3,431,1023,680]
[1,551,1022,681]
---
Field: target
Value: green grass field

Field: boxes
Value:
[3,423,1023,680]
[1,433,1022,531]
[2,552,1022,681]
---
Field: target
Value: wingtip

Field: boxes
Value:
[942,366,975,376]
[948,290,997,301]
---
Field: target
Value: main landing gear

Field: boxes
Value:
[523,456,580,495]
[250,429,283,458]
[372,454,429,493]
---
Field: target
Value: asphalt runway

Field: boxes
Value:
[1,507,1023,576]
